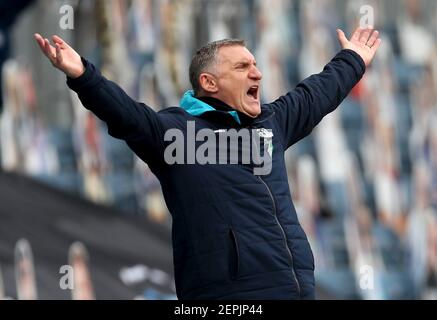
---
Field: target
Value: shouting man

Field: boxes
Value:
[35,26,381,299]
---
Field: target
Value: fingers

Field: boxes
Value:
[372,38,382,52]
[351,27,362,43]
[35,33,67,66]
[52,35,64,44]
[367,30,380,48]
[52,35,67,49]
[355,27,382,50]
[55,43,63,64]
[43,38,57,64]
[34,33,45,52]
[336,29,348,49]
[359,27,373,44]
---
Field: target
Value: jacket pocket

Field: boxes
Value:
[228,228,240,280]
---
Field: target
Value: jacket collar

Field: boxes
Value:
[179,90,274,128]
[180,91,241,124]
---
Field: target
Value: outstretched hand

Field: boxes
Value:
[337,27,382,67]
[34,33,85,79]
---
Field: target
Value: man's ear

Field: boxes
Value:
[199,73,218,94]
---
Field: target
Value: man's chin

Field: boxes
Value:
[244,104,261,118]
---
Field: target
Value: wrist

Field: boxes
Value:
[66,63,85,79]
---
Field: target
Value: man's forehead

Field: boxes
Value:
[217,46,256,64]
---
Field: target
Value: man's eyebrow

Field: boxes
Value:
[233,60,257,67]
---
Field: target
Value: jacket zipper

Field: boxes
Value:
[229,228,240,279]
[249,113,301,297]
[258,176,302,297]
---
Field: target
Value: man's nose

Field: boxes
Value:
[249,66,262,80]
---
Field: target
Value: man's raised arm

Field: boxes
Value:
[272,27,382,149]
[34,34,165,158]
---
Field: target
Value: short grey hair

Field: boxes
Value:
[189,39,245,96]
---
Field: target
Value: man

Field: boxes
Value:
[34,27,381,299]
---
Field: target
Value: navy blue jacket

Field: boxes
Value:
[67,49,366,300]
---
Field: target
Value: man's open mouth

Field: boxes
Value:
[247,85,259,100]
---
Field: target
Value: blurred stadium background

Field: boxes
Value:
[0,0,435,299]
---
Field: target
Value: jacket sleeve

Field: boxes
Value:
[271,49,366,149]
[66,57,166,163]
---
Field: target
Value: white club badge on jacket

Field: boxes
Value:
[256,128,274,158]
